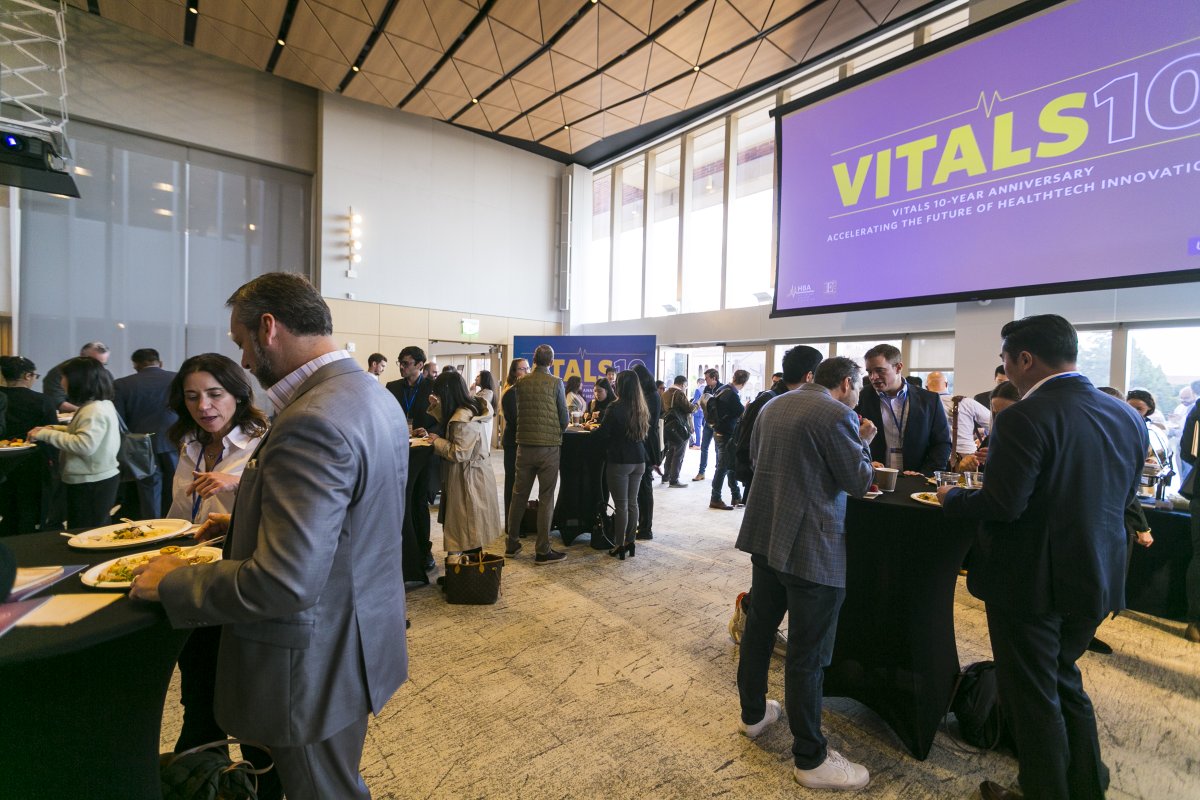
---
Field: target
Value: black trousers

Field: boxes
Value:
[986,605,1107,800]
[65,475,120,529]
[636,464,654,536]
[503,444,517,520]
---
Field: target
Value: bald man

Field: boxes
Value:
[926,371,990,472]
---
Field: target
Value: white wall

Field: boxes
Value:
[63,9,318,173]
[318,93,562,323]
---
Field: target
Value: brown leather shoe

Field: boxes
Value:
[980,780,1022,800]
[1186,623,1200,643]
[709,500,734,510]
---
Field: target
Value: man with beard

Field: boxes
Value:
[132,272,409,799]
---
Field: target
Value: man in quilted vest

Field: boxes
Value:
[503,343,569,564]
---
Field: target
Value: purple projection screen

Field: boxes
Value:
[773,0,1200,316]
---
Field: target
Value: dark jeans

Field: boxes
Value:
[986,605,1107,800]
[607,462,644,545]
[65,475,120,529]
[1188,503,1200,622]
[710,433,740,503]
[663,439,687,483]
[737,554,844,769]
[503,444,518,521]
[698,425,714,473]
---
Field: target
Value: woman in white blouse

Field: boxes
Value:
[162,352,271,768]
[165,353,268,525]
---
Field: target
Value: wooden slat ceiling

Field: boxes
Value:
[69,0,943,164]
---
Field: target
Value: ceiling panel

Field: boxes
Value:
[82,0,944,160]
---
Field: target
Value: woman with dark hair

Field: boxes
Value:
[1127,389,1173,469]
[587,378,615,423]
[160,353,275,792]
[500,358,529,520]
[427,370,501,559]
[165,353,269,525]
[565,375,586,416]
[28,356,120,528]
[632,363,661,540]
[474,369,498,446]
[975,381,1022,467]
[596,370,649,559]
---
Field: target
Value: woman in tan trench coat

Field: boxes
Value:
[427,371,501,555]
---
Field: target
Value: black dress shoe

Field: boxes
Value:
[635,530,653,540]
[423,553,437,571]
[1087,636,1113,655]
[980,780,1022,800]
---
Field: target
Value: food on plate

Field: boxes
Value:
[96,546,215,583]
[104,523,176,542]
[1,438,29,448]
[914,491,941,505]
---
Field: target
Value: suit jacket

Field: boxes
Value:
[114,366,179,455]
[385,375,440,434]
[160,358,409,746]
[943,374,1147,618]
[856,384,952,473]
[736,384,874,588]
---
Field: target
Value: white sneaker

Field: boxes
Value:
[793,749,870,790]
[773,629,788,656]
[738,699,781,738]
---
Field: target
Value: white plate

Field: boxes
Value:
[0,443,37,452]
[910,492,942,507]
[67,518,193,550]
[80,546,222,588]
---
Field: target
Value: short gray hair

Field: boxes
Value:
[814,357,861,390]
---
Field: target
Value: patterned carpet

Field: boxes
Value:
[159,448,1200,799]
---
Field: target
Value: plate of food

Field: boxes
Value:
[67,519,193,550]
[0,438,36,451]
[80,545,222,588]
[911,491,943,507]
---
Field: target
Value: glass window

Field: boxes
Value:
[835,338,902,362]
[611,159,644,321]
[682,123,725,314]
[1127,326,1199,427]
[772,342,830,375]
[849,36,914,74]
[724,349,766,404]
[926,9,969,41]
[1076,329,1113,390]
[908,335,954,368]
[645,143,680,318]
[583,171,612,323]
[784,68,837,103]
[726,104,775,309]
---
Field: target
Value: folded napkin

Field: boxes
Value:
[12,566,63,593]
[15,593,121,626]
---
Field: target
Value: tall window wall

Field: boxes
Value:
[612,160,645,321]
[19,121,310,378]
[645,144,680,318]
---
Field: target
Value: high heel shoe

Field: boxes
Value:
[626,542,635,558]
[608,545,624,558]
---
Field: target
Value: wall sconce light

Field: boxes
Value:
[346,206,362,277]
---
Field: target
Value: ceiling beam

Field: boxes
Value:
[336,0,401,93]
[266,0,301,74]
[397,0,499,112]
[184,0,198,47]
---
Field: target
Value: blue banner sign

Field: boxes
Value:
[511,335,656,399]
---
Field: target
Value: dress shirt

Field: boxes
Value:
[167,425,264,523]
[266,350,354,413]
[1021,370,1081,400]
[937,393,991,455]
[878,384,910,470]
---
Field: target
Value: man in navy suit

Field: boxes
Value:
[856,344,951,474]
[939,314,1146,800]
[114,348,179,518]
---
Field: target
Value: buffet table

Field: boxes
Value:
[0,530,190,799]
[825,474,976,761]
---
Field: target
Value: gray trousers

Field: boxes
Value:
[505,445,560,555]
[607,461,645,545]
[271,715,370,800]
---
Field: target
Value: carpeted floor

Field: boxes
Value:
[159,447,1200,799]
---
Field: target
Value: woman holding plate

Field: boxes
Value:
[161,352,275,795]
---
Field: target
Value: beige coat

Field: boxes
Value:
[432,404,502,552]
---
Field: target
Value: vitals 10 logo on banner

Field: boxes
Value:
[511,336,656,401]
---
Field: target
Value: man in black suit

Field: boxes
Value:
[939,314,1146,800]
[855,344,951,474]
[114,348,179,518]
[386,345,441,579]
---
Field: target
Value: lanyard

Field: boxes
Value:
[400,375,423,418]
[879,389,908,448]
[192,444,224,523]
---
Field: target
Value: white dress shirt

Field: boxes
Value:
[167,425,265,523]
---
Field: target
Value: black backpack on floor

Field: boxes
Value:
[950,660,1016,752]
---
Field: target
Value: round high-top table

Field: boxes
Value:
[0,529,190,799]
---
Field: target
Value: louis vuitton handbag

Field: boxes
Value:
[443,551,504,605]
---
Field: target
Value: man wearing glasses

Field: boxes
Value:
[386,346,441,580]
[855,344,951,475]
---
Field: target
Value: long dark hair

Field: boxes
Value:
[565,375,582,394]
[476,369,498,412]
[61,357,114,405]
[591,378,614,409]
[613,370,649,442]
[434,370,486,423]
[167,353,269,448]
[505,358,528,389]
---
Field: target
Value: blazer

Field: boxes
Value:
[114,366,179,455]
[160,358,409,746]
[943,374,1147,618]
[856,384,952,473]
[736,384,874,588]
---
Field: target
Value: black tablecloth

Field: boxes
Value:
[553,430,608,548]
[825,475,976,761]
[1127,505,1193,619]
[0,530,190,799]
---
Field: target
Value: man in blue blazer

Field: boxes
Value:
[133,273,409,799]
[114,348,178,517]
[939,314,1146,800]
[856,344,951,474]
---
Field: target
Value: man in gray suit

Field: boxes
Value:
[132,273,409,799]
[735,356,877,792]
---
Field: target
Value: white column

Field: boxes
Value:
[953,298,1023,396]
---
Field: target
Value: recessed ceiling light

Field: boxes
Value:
[277,39,285,46]
[352,65,360,72]
[564,125,570,130]
[188,6,197,13]
[471,98,479,104]
[693,65,700,72]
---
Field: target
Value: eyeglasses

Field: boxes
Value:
[398,359,415,368]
